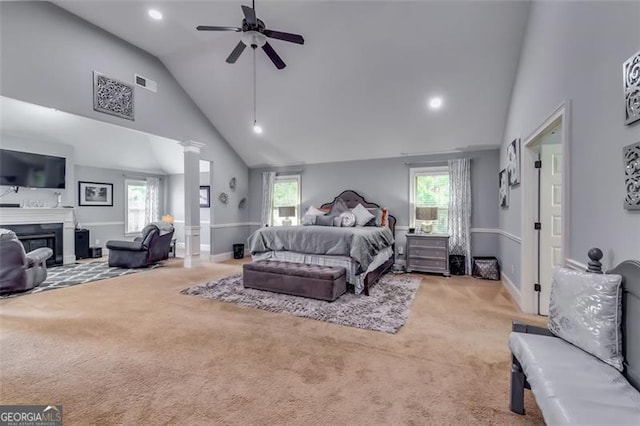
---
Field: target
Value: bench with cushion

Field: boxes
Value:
[509,249,640,424]
[243,260,346,302]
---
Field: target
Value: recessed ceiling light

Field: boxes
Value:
[148,9,163,20]
[429,97,443,109]
[253,123,263,134]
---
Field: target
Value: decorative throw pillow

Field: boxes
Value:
[305,206,325,216]
[333,216,342,227]
[365,208,383,226]
[315,215,334,227]
[351,203,375,227]
[381,208,388,227]
[339,211,356,227]
[548,267,624,371]
[302,214,317,226]
[328,198,349,217]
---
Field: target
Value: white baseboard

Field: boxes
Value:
[565,258,587,271]
[210,251,233,262]
[501,272,522,309]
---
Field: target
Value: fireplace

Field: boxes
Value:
[3,223,64,267]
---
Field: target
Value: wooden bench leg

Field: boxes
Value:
[510,355,526,415]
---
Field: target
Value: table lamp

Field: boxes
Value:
[278,206,296,226]
[416,207,438,233]
[162,214,174,224]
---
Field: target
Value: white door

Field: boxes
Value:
[539,140,562,315]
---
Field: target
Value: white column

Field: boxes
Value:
[180,140,206,268]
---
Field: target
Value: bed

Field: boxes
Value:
[248,190,396,295]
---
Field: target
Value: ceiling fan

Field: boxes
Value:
[196,0,304,70]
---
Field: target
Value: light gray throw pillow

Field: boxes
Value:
[548,267,624,371]
[351,203,375,227]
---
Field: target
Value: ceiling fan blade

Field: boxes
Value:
[196,26,242,32]
[226,41,247,64]
[262,42,286,69]
[241,5,257,26]
[263,29,304,45]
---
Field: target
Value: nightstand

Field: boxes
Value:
[405,234,450,276]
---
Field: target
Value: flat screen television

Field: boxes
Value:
[0,149,66,189]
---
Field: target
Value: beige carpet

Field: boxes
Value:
[0,258,545,425]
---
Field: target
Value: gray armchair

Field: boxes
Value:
[106,223,174,268]
[0,229,53,294]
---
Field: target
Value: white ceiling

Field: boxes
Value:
[54,1,530,167]
[0,96,189,175]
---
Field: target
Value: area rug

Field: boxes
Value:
[1,261,163,299]
[181,273,422,333]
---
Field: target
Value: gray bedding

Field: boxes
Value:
[247,225,395,273]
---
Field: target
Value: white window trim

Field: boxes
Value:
[124,178,146,237]
[409,166,449,228]
[273,174,301,225]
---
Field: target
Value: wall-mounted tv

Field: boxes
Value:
[0,149,66,189]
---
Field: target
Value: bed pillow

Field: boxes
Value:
[315,215,334,227]
[328,198,349,217]
[381,208,389,227]
[364,208,383,226]
[352,203,375,226]
[302,215,317,226]
[339,211,356,227]
[547,267,624,371]
[305,206,325,216]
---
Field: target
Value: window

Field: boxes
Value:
[125,179,147,235]
[410,166,450,234]
[272,175,301,226]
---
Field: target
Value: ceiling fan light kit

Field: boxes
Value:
[197,1,303,134]
[196,0,304,70]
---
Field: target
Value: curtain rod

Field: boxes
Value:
[122,174,163,180]
[276,170,303,176]
[405,158,473,167]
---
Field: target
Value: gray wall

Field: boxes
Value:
[0,1,249,250]
[498,0,640,289]
[75,165,166,246]
[248,149,500,262]
[167,170,250,255]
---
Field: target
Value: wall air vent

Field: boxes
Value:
[134,74,157,93]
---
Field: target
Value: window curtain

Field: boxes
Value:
[261,171,276,227]
[448,158,472,274]
[145,177,160,225]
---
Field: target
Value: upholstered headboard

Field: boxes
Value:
[608,258,640,390]
[319,190,396,237]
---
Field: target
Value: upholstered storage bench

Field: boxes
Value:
[243,260,346,302]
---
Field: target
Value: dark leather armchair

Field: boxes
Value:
[106,223,174,268]
[0,229,53,294]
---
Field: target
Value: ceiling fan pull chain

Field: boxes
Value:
[253,49,256,124]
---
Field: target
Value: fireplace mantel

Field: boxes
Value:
[0,208,76,264]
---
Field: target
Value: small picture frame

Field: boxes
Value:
[78,181,113,206]
[507,138,520,186]
[499,169,509,208]
[199,186,211,208]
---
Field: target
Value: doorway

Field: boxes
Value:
[535,125,562,315]
[520,102,570,315]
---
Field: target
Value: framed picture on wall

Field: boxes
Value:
[200,186,211,208]
[507,138,520,186]
[499,169,509,208]
[78,181,113,206]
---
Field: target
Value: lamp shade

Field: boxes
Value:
[278,206,296,218]
[416,207,438,221]
[162,214,174,224]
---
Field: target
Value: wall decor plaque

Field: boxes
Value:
[624,141,640,210]
[624,50,640,125]
[93,71,134,120]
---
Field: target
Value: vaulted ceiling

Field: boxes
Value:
[54,1,530,167]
